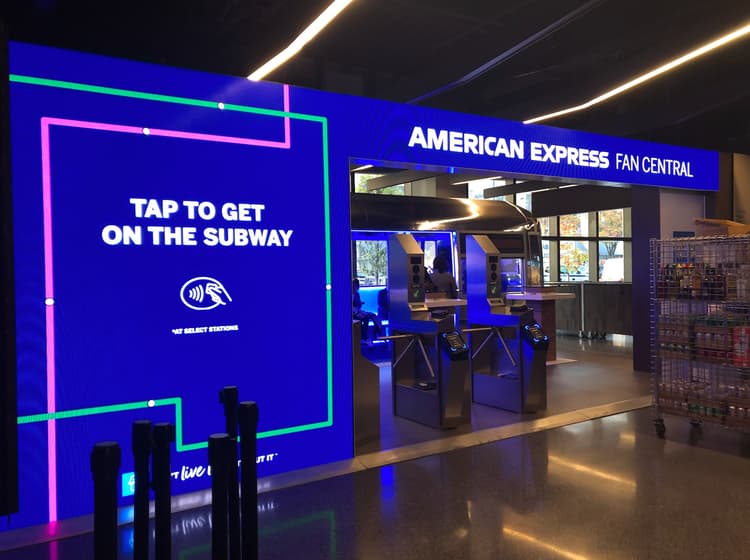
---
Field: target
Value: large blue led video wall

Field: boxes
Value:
[5,41,719,529]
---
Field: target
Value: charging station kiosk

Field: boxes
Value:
[466,235,549,413]
[387,234,470,428]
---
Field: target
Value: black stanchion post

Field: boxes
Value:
[91,441,121,560]
[209,433,232,560]
[239,401,259,560]
[131,420,152,560]
[152,422,175,560]
[219,386,241,559]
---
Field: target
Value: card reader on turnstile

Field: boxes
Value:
[466,235,548,413]
[387,234,470,428]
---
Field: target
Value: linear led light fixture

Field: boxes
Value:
[523,20,750,124]
[351,164,374,172]
[248,0,356,81]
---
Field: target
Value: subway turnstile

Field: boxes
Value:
[466,235,549,413]
[387,234,470,428]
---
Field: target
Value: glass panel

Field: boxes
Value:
[598,209,624,237]
[378,184,406,195]
[559,240,590,281]
[559,212,590,237]
[542,240,551,282]
[353,172,382,193]
[515,191,532,211]
[423,241,437,271]
[355,240,388,286]
[598,240,625,281]
[467,178,493,199]
[500,258,524,292]
[539,217,551,236]
[354,172,405,195]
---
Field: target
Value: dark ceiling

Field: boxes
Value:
[3,0,750,154]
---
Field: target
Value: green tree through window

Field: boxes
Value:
[356,240,387,285]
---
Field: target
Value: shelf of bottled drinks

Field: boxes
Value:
[650,235,750,437]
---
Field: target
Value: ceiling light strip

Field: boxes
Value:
[524,20,750,124]
[248,0,356,81]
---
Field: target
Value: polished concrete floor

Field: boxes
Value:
[8,336,750,559]
[5,407,750,559]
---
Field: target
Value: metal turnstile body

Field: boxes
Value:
[466,235,549,413]
[352,321,380,453]
[388,234,470,428]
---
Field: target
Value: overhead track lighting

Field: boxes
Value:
[248,0,356,81]
[524,20,750,124]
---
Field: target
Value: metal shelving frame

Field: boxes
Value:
[650,235,750,437]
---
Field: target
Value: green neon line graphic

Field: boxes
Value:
[16,399,169,424]
[321,118,334,425]
[13,73,337,443]
[9,74,325,124]
[18,396,331,450]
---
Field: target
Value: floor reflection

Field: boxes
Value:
[7,398,750,558]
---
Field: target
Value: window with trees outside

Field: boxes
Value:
[355,240,388,286]
[544,209,631,283]
[353,172,405,195]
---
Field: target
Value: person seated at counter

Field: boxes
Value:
[427,256,458,299]
[353,278,383,345]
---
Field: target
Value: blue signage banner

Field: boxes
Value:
[4,41,720,529]
[8,42,351,528]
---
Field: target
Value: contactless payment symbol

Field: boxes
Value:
[180,276,232,310]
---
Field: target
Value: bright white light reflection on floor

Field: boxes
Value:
[548,454,636,489]
[502,527,590,560]
[610,334,632,347]
[560,422,591,435]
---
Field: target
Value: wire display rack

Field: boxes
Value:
[651,235,750,438]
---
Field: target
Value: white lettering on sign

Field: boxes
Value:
[408,126,524,159]
[102,199,294,249]
[407,126,615,168]
[202,228,293,247]
[529,142,609,169]
[407,126,702,179]
[615,153,694,177]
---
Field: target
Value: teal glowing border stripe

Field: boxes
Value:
[12,73,335,440]
[16,397,292,450]
[9,74,323,123]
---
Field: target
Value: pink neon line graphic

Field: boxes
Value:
[283,84,291,147]
[148,126,289,148]
[39,86,292,523]
[40,120,58,523]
